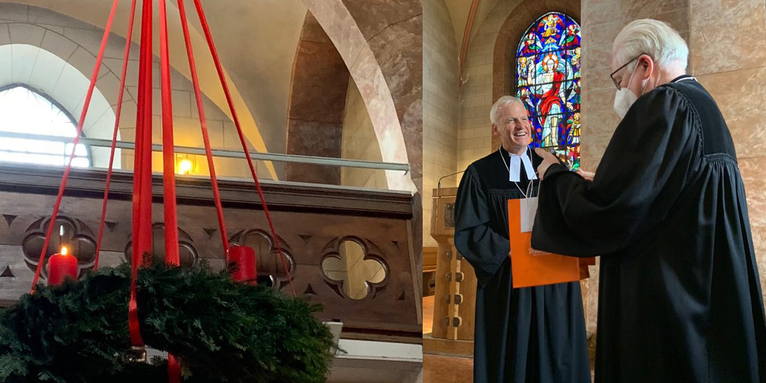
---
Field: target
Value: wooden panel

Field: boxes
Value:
[423,246,437,273]
[430,187,458,237]
[0,165,413,217]
[0,164,419,341]
[429,190,477,343]
[455,254,476,341]
[423,334,474,357]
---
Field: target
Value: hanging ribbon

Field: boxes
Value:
[94,0,138,271]
[136,0,153,259]
[29,0,121,294]
[158,0,182,379]
[176,0,229,256]
[158,0,180,266]
[129,0,154,348]
[191,0,295,295]
[168,355,182,382]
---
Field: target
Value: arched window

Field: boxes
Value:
[515,12,581,170]
[0,85,90,168]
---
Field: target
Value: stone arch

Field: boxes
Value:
[299,0,417,193]
[284,13,351,185]
[491,0,581,149]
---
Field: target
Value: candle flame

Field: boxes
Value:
[61,246,68,256]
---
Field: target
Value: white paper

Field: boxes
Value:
[519,197,538,233]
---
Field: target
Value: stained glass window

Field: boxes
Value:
[0,86,90,168]
[515,12,581,170]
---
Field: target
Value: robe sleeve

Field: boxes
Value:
[532,85,700,256]
[454,166,510,286]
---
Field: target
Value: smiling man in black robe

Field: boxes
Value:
[533,19,766,382]
[454,96,590,383]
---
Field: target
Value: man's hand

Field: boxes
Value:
[576,169,595,181]
[534,148,559,180]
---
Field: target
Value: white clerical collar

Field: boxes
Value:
[501,147,537,182]
[672,75,697,83]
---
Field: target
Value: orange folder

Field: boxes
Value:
[508,199,583,288]
[580,256,596,279]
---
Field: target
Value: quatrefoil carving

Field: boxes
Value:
[321,237,387,300]
[229,229,295,290]
[22,216,96,280]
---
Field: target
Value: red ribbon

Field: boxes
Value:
[159,0,182,379]
[168,354,182,382]
[94,0,138,271]
[29,0,121,294]
[158,0,180,266]
[176,0,229,256]
[191,0,295,295]
[129,0,154,348]
[137,0,153,259]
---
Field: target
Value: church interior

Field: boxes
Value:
[1,0,766,381]
[0,0,422,382]
[422,0,766,381]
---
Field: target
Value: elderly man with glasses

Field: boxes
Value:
[532,19,766,382]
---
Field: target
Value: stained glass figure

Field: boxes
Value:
[515,12,581,170]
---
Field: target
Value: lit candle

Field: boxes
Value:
[48,246,78,286]
[228,245,257,284]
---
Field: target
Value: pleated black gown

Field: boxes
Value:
[455,147,591,383]
[532,76,766,382]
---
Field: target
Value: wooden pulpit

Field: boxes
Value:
[423,187,476,356]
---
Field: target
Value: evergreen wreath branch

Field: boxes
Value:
[0,260,336,383]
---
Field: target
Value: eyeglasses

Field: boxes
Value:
[610,55,642,90]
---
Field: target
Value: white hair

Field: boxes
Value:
[612,19,688,71]
[490,96,523,125]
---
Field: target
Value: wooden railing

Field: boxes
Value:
[0,164,421,343]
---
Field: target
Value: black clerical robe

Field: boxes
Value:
[455,148,590,383]
[532,76,766,382]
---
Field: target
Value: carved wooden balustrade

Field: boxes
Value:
[0,164,421,343]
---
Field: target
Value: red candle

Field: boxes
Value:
[228,245,257,284]
[48,246,78,286]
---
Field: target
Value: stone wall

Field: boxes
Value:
[422,0,460,248]
[456,0,523,172]
[341,80,388,189]
[285,13,350,185]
